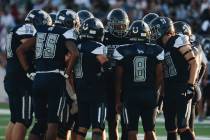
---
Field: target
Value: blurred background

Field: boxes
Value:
[1,0,210,122]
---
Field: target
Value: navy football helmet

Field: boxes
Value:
[79,18,104,42]
[77,10,94,24]
[107,8,130,37]
[128,20,151,42]
[25,9,52,26]
[55,9,80,29]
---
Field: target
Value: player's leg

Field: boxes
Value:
[29,81,48,140]
[141,108,157,140]
[106,93,118,140]
[163,95,178,140]
[5,94,15,140]
[91,102,107,140]
[177,93,195,140]
[77,100,91,140]
[122,101,139,140]
[47,76,66,140]
[4,82,16,140]
[11,86,33,140]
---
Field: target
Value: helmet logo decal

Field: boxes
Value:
[133,27,138,34]
[59,16,65,20]
[83,23,88,30]
[29,14,35,18]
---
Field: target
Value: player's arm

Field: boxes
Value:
[65,40,79,77]
[16,37,36,72]
[179,44,199,85]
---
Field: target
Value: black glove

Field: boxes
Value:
[185,83,195,100]
[26,67,36,80]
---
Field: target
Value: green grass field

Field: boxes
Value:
[0,103,210,140]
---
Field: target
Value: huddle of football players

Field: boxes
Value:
[4,7,207,140]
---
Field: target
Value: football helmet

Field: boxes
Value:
[55,9,80,29]
[150,17,175,41]
[79,18,104,42]
[128,20,151,42]
[49,12,57,25]
[25,9,52,26]
[107,8,130,37]
[142,13,159,25]
[77,10,94,24]
[174,21,192,36]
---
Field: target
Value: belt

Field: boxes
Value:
[36,69,69,78]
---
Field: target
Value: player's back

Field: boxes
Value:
[35,25,77,71]
[5,23,36,81]
[163,34,191,85]
[75,40,105,83]
[114,43,164,91]
[74,40,106,100]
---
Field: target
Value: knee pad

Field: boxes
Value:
[77,131,87,138]
[30,120,47,137]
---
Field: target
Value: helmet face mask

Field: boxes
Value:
[107,8,130,37]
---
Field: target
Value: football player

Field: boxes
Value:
[4,9,51,140]
[142,13,159,25]
[16,9,79,140]
[75,17,108,140]
[150,17,199,140]
[174,21,208,136]
[55,9,80,140]
[114,20,164,140]
[103,8,131,140]
[77,10,94,24]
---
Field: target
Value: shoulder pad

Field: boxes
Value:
[174,34,190,48]
[16,24,36,36]
[63,28,78,40]
[91,43,106,55]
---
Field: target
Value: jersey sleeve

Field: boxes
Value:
[16,24,37,37]
[174,34,191,48]
[113,48,124,60]
[156,50,164,63]
[63,29,78,41]
[91,44,106,55]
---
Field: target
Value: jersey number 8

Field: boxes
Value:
[133,56,147,82]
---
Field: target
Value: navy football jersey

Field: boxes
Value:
[74,40,106,100]
[5,24,36,80]
[34,25,77,71]
[113,43,164,91]
[103,31,131,67]
[163,34,191,84]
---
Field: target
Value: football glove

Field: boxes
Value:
[26,67,36,80]
[185,83,195,100]
[59,70,69,79]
